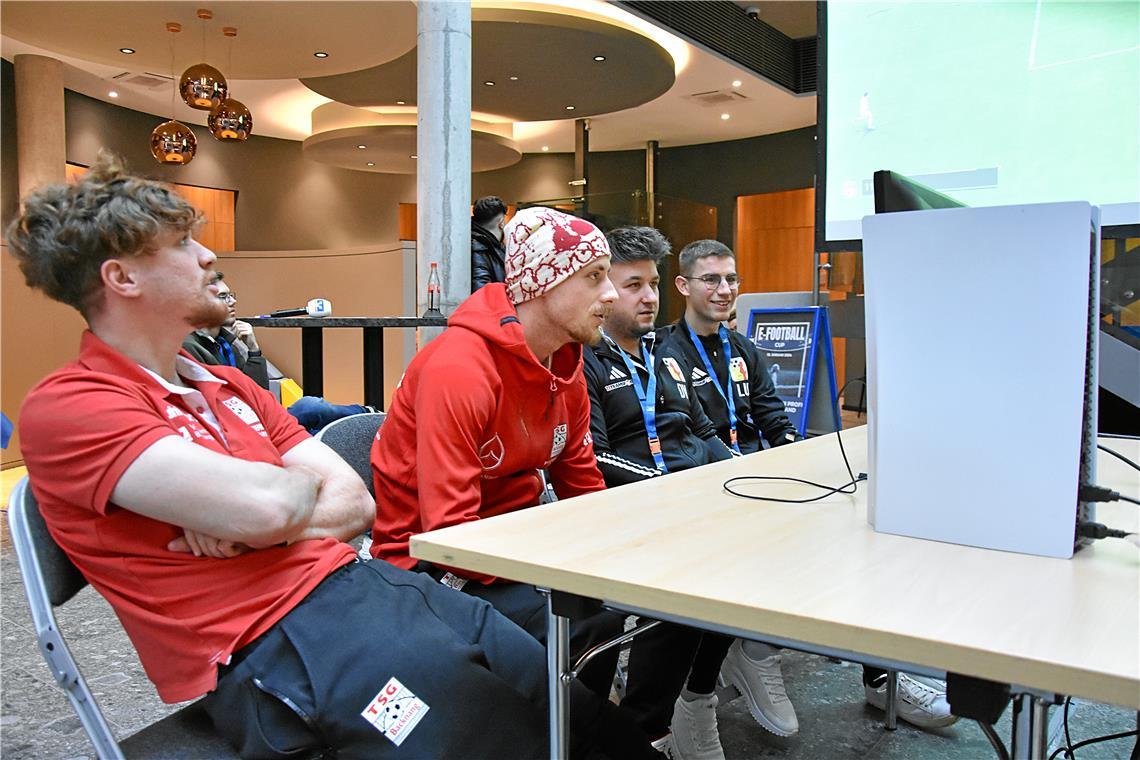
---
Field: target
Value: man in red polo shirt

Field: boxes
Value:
[8,156,657,759]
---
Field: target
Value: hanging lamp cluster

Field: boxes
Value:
[150,9,253,166]
[150,22,196,165]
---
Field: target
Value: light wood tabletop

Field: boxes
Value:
[412,427,1140,709]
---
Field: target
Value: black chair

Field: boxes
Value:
[6,477,239,759]
[314,412,385,495]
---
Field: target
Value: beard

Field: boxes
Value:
[188,295,229,331]
[604,309,655,344]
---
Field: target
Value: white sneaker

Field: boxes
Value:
[357,532,372,561]
[720,639,799,736]
[864,673,958,730]
[650,733,675,758]
[669,693,726,760]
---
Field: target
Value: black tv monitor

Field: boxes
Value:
[872,170,967,214]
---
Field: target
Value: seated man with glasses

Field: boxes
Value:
[181,272,269,389]
[183,275,376,433]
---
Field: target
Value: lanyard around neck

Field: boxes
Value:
[610,334,668,473]
[216,335,237,367]
[686,322,741,453]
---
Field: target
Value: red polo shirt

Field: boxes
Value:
[19,331,355,703]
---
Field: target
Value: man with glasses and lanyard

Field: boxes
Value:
[582,226,737,760]
[182,272,270,390]
[661,240,955,734]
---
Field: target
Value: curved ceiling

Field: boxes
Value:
[301,9,675,122]
[0,1,417,79]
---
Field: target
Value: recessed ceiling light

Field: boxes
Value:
[357,144,367,149]
[366,162,375,167]
[410,154,418,159]
[721,113,731,120]
[541,146,549,152]
[593,55,606,62]
[119,47,135,55]
[396,100,406,105]
[108,90,119,98]
[565,105,575,111]
[732,80,742,88]
[313,51,329,58]
[509,75,519,81]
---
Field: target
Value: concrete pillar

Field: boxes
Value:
[14,55,66,200]
[416,0,471,317]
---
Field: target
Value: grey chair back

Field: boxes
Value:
[7,477,239,759]
[8,477,125,759]
[314,412,385,496]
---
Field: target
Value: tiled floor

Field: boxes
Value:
[2,535,1136,758]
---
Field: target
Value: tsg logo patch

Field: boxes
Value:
[550,424,568,458]
[361,677,430,746]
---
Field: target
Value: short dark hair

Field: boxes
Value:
[472,196,507,226]
[6,151,200,317]
[605,226,671,265]
[677,239,734,276]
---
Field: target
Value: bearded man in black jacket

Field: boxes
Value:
[470,195,507,291]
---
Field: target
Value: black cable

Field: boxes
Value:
[1063,696,1075,759]
[723,377,866,504]
[1097,444,1140,474]
[1048,729,1139,759]
[1099,432,1140,441]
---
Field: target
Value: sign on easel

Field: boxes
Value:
[745,306,840,436]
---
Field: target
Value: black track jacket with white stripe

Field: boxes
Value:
[583,332,734,486]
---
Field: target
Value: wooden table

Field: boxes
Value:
[412,427,1140,759]
[244,316,446,408]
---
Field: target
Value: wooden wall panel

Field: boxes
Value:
[735,189,815,294]
[735,187,854,392]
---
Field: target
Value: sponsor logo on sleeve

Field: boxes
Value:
[361,677,430,746]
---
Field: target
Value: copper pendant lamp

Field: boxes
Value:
[179,9,227,110]
[151,22,196,165]
[209,27,252,141]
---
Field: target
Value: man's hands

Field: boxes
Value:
[168,530,251,558]
[231,319,260,352]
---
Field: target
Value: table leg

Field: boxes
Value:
[884,670,898,730]
[362,327,384,409]
[544,591,570,760]
[300,327,324,398]
[1010,693,1049,759]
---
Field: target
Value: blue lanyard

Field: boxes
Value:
[217,336,237,367]
[687,323,741,453]
[612,336,668,473]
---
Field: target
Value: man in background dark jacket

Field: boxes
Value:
[181,273,270,389]
[471,196,507,291]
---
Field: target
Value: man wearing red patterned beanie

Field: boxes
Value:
[371,207,663,758]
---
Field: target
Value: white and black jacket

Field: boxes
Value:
[583,332,735,487]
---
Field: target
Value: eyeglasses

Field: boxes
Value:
[218,292,237,303]
[684,274,742,290]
